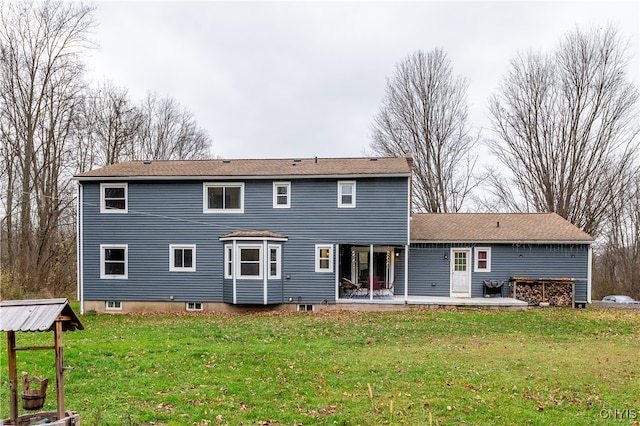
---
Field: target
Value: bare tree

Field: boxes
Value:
[370,49,478,213]
[136,91,212,161]
[0,0,95,296]
[82,80,142,166]
[593,167,640,299]
[488,25,640,237]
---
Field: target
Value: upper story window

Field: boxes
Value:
[338,181,356,208]
[100,244,128,279]
[273,182,291,208]
[315,244,334,272]
[100,183,128,213]
[474,247,491,272]
[169,244,196,272]
[204,183,244,213]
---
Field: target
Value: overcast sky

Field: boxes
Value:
[86,1,640,160]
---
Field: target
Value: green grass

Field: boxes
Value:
[1,307,639,425]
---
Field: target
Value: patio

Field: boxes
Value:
[337,295,528,309]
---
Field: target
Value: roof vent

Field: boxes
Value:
[222,159,231,164]
[142,160,152,165]
[370,157,378,161]
[497,221,500,228]
[293,159,302,162]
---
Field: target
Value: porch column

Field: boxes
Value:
[369,244,374,301]
[404,244,409,302]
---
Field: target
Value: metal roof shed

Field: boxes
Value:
[1,299,83,425]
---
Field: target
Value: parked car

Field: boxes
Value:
[602,295,639,304]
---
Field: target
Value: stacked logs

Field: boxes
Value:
[510,279,574,307]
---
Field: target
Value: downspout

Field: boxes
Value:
[77,182,84,314]
[587,244,593,303]
[232,240,237,304]
[406,171,411,304]
[335,244,339,302]
[263,240,268,305]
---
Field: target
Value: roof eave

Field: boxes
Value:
[73,173,412,182]
[410,239,594,245]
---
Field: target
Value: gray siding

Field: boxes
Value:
[81,177,409,305]
[408,243,590,301]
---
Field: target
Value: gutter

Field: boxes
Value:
[72,173,412,182]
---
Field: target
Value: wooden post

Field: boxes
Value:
[55,319,65,420]
[7,331,18,423]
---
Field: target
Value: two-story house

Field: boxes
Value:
[75,156,593,313]
[75,157,413,313]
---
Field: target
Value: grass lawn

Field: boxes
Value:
[1,307,639,425]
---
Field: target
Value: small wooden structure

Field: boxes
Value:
[509,277,575,307]
[1,299,83,425]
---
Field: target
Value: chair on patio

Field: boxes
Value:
[340,278,362,298]
[363,276,383,297]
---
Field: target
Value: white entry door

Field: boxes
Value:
[450,249,471,297]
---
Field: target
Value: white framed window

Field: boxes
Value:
[224,243,282,280]
[224,244,233,279]
[203,183,244,213]
[169,244,196,272]
[298,304,314,312]
[186,302,203,311]
[338,181,356,208]
[239,245,263,279]
[100,244,128,279]
[474,247,492,272]
[106,301,122,310]
[315,244,334,273]
[100,183,128,213]
[273,181,291,208]
[268,244,281,279]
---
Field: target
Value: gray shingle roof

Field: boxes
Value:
[411,213,593,243]
[75,157,412,180]
[219,230,288,240]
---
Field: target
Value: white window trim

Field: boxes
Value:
[106,301,122,310]
[100,183,128,213]
[298,304,314,312]
[474,247,492,272]
[100,244,128,279]
[203,182,244,213]
[315,244,334,273]
[338,181,356,208]
[169,244,196,272]
[224,244,233,279]
[186,302,203,311]
[268,244,281,279]
[273,181,291,208]
[238,244,263,280]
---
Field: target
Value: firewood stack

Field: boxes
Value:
[510,277,574,307]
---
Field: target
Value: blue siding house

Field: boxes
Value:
[407,213,593,306]
[75,157,593,313]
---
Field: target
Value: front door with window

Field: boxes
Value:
[450,249,471,297]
